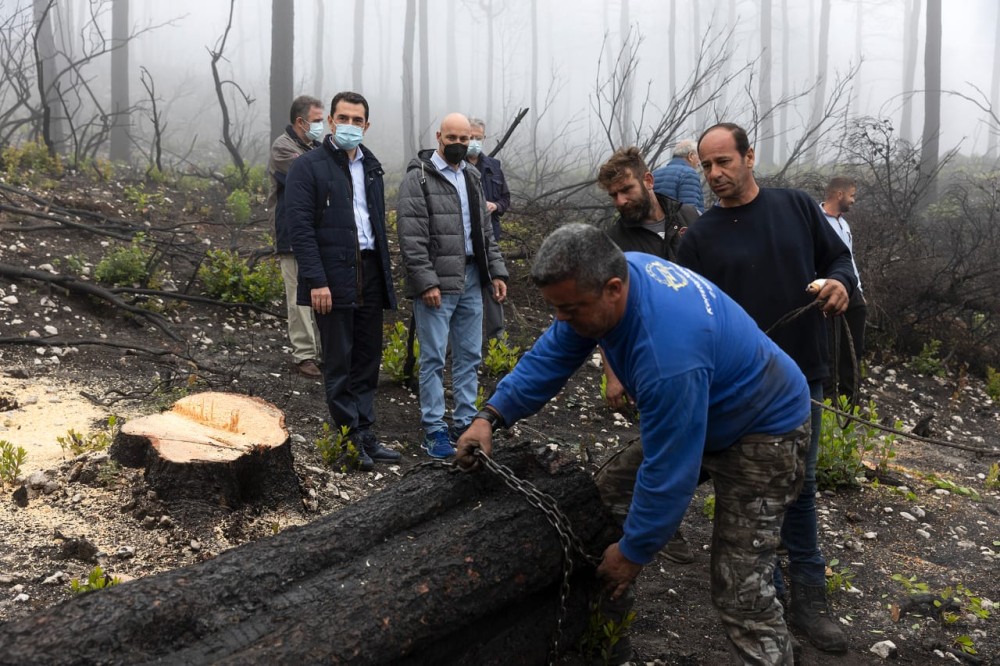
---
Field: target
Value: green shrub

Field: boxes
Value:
[483,333,521,376]
[57,416,119,457]
[0,440,27,484]
[826,558,856,595]
[198,250,283,306]
[817,397,900,490]
[226,189,252,225]
[70,566,122,594]
[222,164,267,195]
[2,140,63,184]
[910,339,946,376]
[703,494,716,520]
[382,320,419,383]
[314,423,362,472]
[94,234,161,288]
[985,366,1000,402]
[986,462,1000,491]
[123,184,163,211]
[579,599,636,665]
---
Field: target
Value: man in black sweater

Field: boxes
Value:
[677,123,855,655]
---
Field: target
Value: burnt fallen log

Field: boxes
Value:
[0,441,618,665]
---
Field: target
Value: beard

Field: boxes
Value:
[618,190,655,224]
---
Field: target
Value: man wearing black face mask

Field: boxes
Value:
[397,112,509,459]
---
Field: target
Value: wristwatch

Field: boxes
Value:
[473,407,504,432]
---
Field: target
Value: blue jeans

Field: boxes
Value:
[414,264,483,434]
[776,380,827,592]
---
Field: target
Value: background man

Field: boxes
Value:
[821,176,866,401]
[267,95,324,378]
[677,122,855,654]
[652,139,705,213]
[285,91,399,472]
[397,112,508,459]
[457,223,811,665]
[467,117,511,341]
[595,146,701,564]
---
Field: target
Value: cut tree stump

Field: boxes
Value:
[109,391,299,508]
[0,442,619,665]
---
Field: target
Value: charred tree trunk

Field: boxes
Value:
[989,3,1000,159]
[418,0,431,146]
[32,0,64,154]
[901,0,922,145]
[920,0,941,203]
[109,0,130,162]
[758,0,774,167]
[804,0,831,165]
[269,0,294,142]
[401,0,417,162]
[110,392,299,509]
[0,442,618,665]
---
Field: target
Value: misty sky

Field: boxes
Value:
[29,0,1000,168]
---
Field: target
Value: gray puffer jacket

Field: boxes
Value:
[397,149,508,298]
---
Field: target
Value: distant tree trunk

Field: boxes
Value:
[853,0,863,117]
[530,0,539,137]
[109,0,130,162]
[920,0,941,202]
[402,0,418,161]
[758,0,774,167]
[483,0,496,131]
[617,0,632,147]
[446,0,458,110]
[33,0,65,154]
[901,0,921,144]
[692,0,707,132]
[988,3,1000,158]
[778,0,790,164]
[418,0,431,146]
[269,0,294,142]
[313,0,324,99]
[804,0,830,164]
[668,0,677,101]
[352,0,364,91]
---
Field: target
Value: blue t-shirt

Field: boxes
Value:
[490,253,809,564]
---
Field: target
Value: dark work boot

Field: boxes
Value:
[660,528,694,564]
[788,583,848,653]
[358,430,401,463]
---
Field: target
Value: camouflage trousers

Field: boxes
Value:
[593,422,809,665]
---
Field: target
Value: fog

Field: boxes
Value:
[4,0,998,178]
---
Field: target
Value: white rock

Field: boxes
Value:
[43,325,57,335]
[899,511,917,522]
[38,263,56,273]
[42,571,66,585]
[883,507,893,513]
[956,540,977,549]
[1,295,18,305]
[864,531,878,540]
[912,506,926,518]
[13,593,29,603]
[933,488,951,496]
[916,529,931,539]
[869,640,897,659]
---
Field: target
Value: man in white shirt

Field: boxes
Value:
[821,177,866,400]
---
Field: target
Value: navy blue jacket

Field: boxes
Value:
[473,153,511,241]
[285,137,397,311]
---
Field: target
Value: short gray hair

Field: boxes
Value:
[672,138,698,158]
[531,223,628,294]
[469,117,486,132]
[289,95,323,125]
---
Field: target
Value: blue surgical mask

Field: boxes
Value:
[306,121,324,142]
[467,140,483,158]
[334,124,364,150]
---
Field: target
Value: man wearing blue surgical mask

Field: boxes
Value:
[267,95,325,379]
[466,118,511,341]
[285,91,400,472]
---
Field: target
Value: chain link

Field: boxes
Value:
[414,449,599,664]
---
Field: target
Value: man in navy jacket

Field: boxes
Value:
[285,91,399,471]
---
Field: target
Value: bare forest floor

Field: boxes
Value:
[0,170,998,665]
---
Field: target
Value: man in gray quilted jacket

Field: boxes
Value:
[397,113,509,458]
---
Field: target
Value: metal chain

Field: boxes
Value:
[415,450,599,665]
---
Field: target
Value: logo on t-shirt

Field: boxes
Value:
[645,260,688,291]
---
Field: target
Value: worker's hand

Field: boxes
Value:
[491,279,507,304]
[811,278,849,316]
[486,201,498,214]
[311,287,333,315]
[604,371,630,410]
[455,419,493,471]
[596,542,642,601]
[421,286,442,308]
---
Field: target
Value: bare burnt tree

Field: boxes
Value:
[32,0,63,154]
[418,0,430,146]
[803,0,831,164]
[757,0,774,166]
[990,4,1000,158]
[209,0,255,178]
[138,66,165,177]
[473,0,503,132]
[0,8,38,146]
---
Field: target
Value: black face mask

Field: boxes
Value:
[443,142,468,165]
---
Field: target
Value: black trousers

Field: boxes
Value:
[826,288,867,401]
[315,253,385,433]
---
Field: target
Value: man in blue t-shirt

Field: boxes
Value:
[456,224,810,664]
